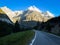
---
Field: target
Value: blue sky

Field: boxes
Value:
[0,0,60,16]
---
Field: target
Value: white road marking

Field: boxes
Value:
[29,31,36,45]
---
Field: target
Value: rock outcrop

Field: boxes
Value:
[0,6,19,23]
[42,16,60,34]
[18,6,54,29]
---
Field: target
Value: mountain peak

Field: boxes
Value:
[28,6,42,13]
[46,11,55,17]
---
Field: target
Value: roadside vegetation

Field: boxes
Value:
[0,20,35,45]
[0,30,34,45]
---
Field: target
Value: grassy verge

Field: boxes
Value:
[0,30,35,45]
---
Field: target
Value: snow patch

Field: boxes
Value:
[28,6,42,13]
[45,11,55,17]
[14,10,23,15]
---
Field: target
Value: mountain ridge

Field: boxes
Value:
[0,6,55,28]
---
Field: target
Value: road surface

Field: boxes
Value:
[32,31,60,45]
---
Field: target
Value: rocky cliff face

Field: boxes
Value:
[0,13,13,24]
[42,16,60,35]
[19,11,52,29]
[0,6,19,23]
[19,11,43,29]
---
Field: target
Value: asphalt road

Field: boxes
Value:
[33,31,60,45]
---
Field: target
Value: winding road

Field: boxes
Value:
[32,30,60,45]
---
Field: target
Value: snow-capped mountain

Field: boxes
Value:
[28,6,42,13]
[44,11,55,17]
[0,6,55,24]
[20,6,55,19]
[19,6,51,28]
[0,6,55,28]
[22,6,54,18]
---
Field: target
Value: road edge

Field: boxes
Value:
[29,31,36,45]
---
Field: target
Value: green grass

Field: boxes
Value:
[0,30,35,45]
